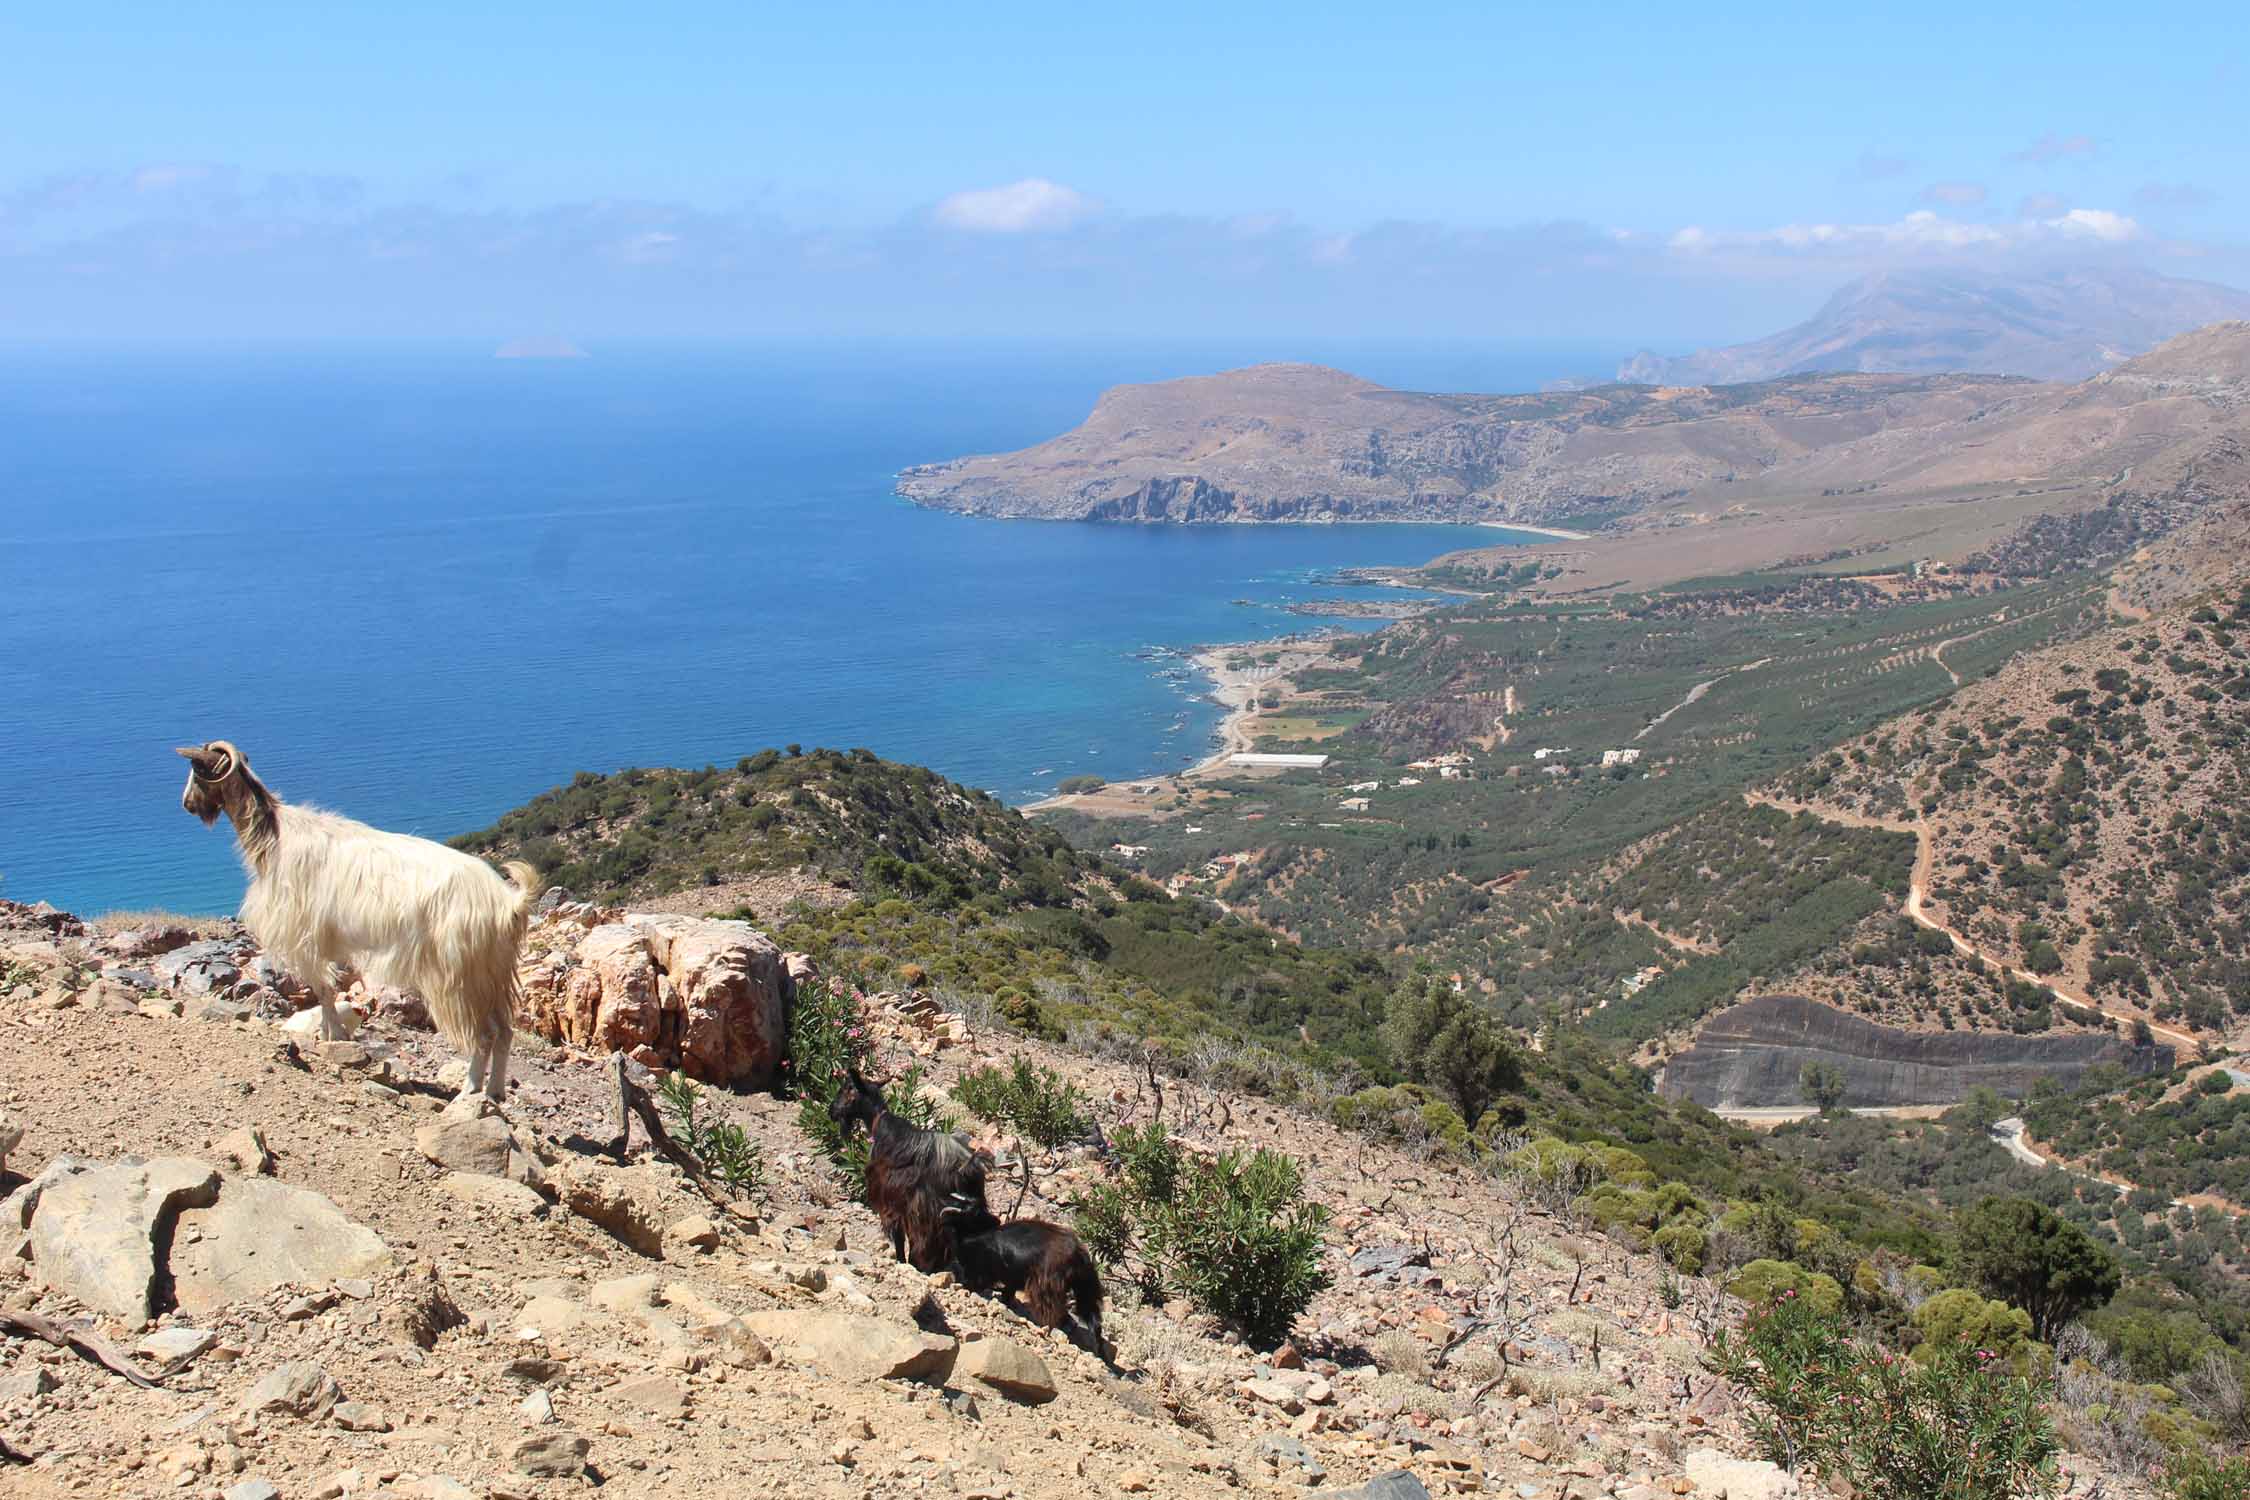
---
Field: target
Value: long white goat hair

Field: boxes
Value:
[178,740,542,1102]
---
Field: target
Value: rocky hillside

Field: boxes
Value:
[450,747,1093,914]
[897,362,2028,526]
[1771,584,2250,1038]
[1618,267,2250,385]
[899,325,2250,534]
[0,899,1952,1500]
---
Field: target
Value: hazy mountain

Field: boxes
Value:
[1618,267,2250,385]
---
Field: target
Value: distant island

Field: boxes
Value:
[494,337,589,360]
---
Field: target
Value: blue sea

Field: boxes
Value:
[0,338,1627,916]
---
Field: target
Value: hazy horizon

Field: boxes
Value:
[4,2,2243,343]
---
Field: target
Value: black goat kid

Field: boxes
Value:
[942,1195,1106,1354]
[829,1068,989,1272]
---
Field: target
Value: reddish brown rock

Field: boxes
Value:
[516,914,797,1086]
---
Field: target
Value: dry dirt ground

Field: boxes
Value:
[0,926,1773,1500]
[0,911,2126,1500]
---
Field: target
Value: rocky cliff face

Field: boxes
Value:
[1658,995,2169,1109]
[897,361,2026,526]
[517,902,798,1088]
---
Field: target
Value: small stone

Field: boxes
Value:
[520,1389,555,1424]
[957,1338,1058,1405]
[242,1359,341,1418]
[1119,1471,1156,1493]
[664,1215,720,1253]
[214,1128,275,1176]
[138,1327,217,1363]
[224,1481,281,1500]
[1242,1377,1306,1413]
[333,1400,392,1432]
[511,1431,590,1478]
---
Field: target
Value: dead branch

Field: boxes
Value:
[0,1308,161,1390]
[603,1052,739,1212]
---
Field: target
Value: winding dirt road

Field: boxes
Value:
[1741,792,2198,1055]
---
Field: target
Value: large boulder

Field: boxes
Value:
[516,914,793,1087]
[168,1178,391,1314]
[28,1157,220,1319]
[632,915,790,1087]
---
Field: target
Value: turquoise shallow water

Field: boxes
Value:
[0,339,1622,915]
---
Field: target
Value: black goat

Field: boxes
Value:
[829,1067,990,1272]
[942,1195,1106,1354]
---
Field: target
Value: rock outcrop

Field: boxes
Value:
[516,906,797,1087]
[1659,994,2170,1109]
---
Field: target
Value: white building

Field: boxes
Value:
[1339,796,1372,812]
[1346,780,1381,792]
[1601,748,1643,768]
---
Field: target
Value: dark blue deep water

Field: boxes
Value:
[0,339,1623,915]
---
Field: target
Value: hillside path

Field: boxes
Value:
[1741,792,2197,1053]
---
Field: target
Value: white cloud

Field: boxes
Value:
[1667,206,2139,258]
[931,178,1092,233]
[2046,207,2139,242]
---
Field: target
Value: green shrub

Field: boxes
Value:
[1056,775,1107,795]
[1653,1223,1708,1275]
[655,1072,765,1198]
[1383,978,1523,1126]
[1074,1122,1331,1347]
[1710,1291,2060,1500]
[1725,1259,1845,1317]
[2161,1450,2250,1500]
[1910,1289,2033,1367]
[953,1055,1091,1149]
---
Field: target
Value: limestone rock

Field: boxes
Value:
[957,1337,1057,1404]
[243,1360,341,1418]
[742,1309,958,1384]
[516,914,794,1086]
[332,1400,391,1433]
[415,1097,545,1188]
[138,1327,217,1363]
[512,1431,590,1478]
[553,1161,667,1256]
[664,1214,720,1254]
[383,1269,467,1349]
[224,1481,280,1500]
[28,1156,220,1319]
[438,1171,547,1217]
[0,1115,22,1174]
[1684,1449,1799,1500]
[631,914,790,1087]
[169,1178,391,1315]
[1313,1473,1433,1499]
[213,1127,275,1176]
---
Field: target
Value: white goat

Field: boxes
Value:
[177,740,541,1103]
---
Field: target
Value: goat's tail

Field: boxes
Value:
[501,860,545,919]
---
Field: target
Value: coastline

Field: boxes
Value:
[1019,636,1321,817]
[1019,522,1567,819]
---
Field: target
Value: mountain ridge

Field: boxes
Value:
[1619,266,2250,385]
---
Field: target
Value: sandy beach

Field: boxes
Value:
[1480,519,1592,541]
[1019,637,1323,817]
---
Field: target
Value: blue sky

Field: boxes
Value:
[2,1,2242,341]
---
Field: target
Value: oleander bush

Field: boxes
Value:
[1710,1291,2060,1500]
